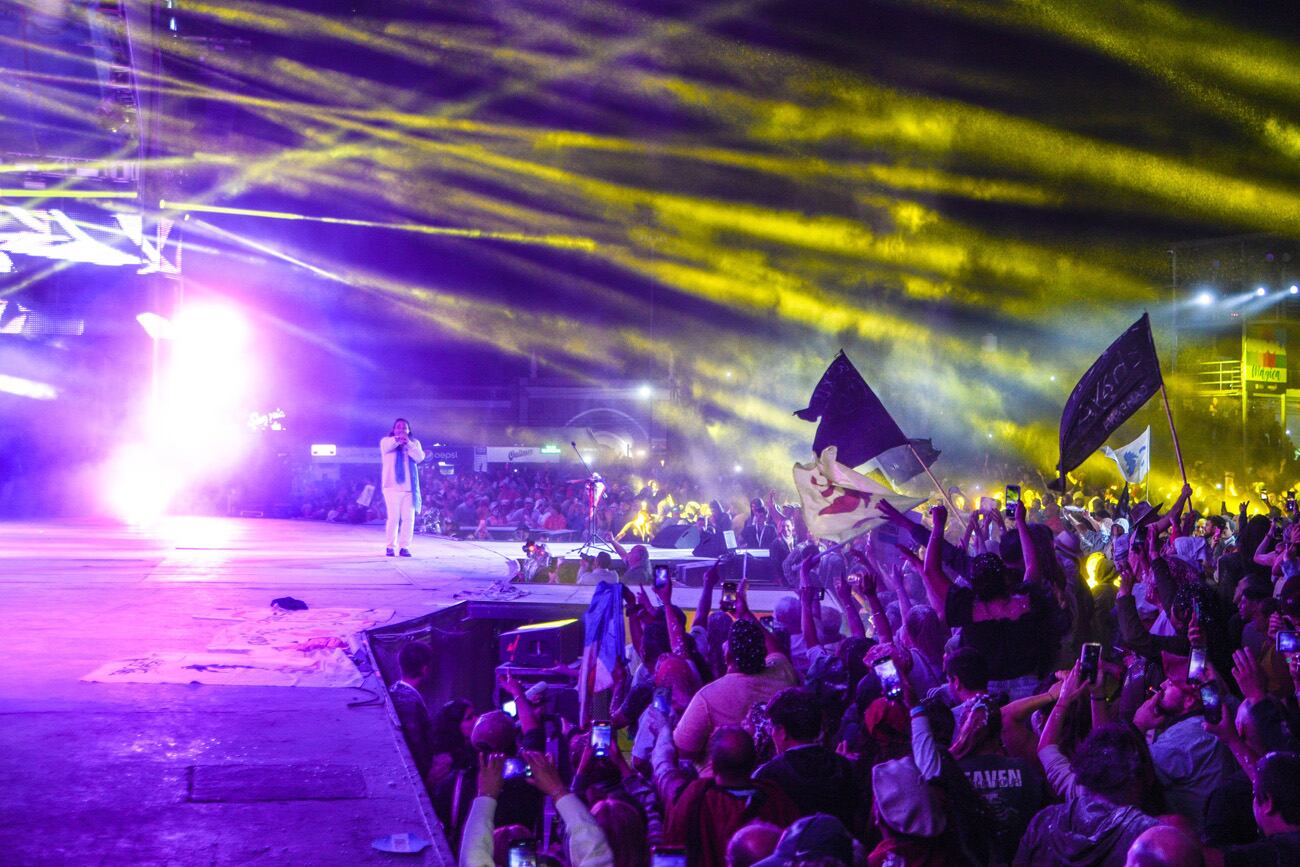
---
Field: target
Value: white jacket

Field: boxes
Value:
[458,794,614,867]
[379,436,425,492]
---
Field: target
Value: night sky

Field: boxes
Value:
[2,0,1298,487]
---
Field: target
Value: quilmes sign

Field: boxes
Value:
[1243,324,1287,385]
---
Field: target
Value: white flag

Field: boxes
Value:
[1102,426,1151,484]
[793,446,927,543]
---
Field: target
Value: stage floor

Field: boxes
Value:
[0,517,790,866]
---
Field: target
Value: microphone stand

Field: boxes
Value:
[571,441,616,555]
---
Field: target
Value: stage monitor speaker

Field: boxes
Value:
[676,554,780,589]
[499,618,583,669]
[652,523,701,549]
[692,529,738,558]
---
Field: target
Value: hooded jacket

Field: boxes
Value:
[1013,792,1158,867]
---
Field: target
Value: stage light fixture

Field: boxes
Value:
[1194,291,1214,306]
[733,463,743,473]
[636,383,653,400]
[1256,286,1267,296]
[1290,285,1298,295]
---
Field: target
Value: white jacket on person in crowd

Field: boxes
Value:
[458,793,614,867]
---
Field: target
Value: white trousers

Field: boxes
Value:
[383,488,414,549]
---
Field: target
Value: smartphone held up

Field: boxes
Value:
[1004,485,1021,518]
[720,581,738,613]
[591,720,612,758]
[874,657,903,700]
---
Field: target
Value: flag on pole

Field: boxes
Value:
[795,351,909,469]
[1057,313,1163,485]
[1115,483,1132,520]
[578,582,624,724]
[1103,426,1151,484]
[866,438,942,486]
[792,446,927,543]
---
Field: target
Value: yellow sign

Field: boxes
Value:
[1243,325,1287,385]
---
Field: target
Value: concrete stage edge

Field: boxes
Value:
[0,517,787,867]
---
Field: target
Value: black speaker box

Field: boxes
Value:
[652,523,702,549]
[692,529,737,558]
[498,618,583,668]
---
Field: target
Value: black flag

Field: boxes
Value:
[1058,313,1163,484]
[1115,484,1131,520]
[795,351,909,469]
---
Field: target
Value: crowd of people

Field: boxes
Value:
[290,463,770,544]
[388,480,1300,866]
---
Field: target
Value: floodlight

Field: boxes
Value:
[1194,291,1214,306]
[135,312,174,340]
[0,373,56,400]
[636,383,653,400]
[1256,286,1267,296]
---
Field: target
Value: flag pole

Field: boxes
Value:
[1159,383,1188,485]
[910,442,961,515]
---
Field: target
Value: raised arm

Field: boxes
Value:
[921,505,953,613]
[694,561,719,625]
[837,551,869,639]
[1149,483,1193,535]
[798,555,821,649]
[764,490,780,525]
[1015,500,1042,584]
[624,586,645,662]
[499,673,542,740]
[1038,663,1089,753]
[961,511,979,555]
[857,558,894,644]
[655,580,687,656]
[1255,521,1282,568]
[605,533,631,561]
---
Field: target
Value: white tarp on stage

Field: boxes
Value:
[82,607,393,688]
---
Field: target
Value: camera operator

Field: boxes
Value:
[520,539,559,584]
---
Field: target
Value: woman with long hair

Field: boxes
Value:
[427,699,477,785]
[591,798,648,867]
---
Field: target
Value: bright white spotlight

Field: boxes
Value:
[1290,285,1298,295]
[135,312,174,340]
[733,464,743,474]
[103,444,175,524]
[1194,291,1214,306]
[161,303,254,473]
[0,373,57,400]
[636,383,653,400]
[1256,286,1267,296]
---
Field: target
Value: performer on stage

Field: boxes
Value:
[380,418,425,557]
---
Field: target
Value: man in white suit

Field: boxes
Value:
[380,418,425,557]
